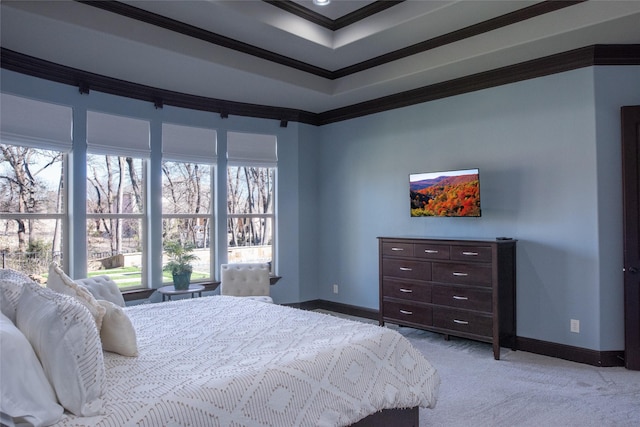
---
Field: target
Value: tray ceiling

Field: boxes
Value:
[1,0,639,114]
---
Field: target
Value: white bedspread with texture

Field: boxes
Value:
[54,296,439,427]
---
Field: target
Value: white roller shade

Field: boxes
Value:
[0,93,72,151]
[87,111,150,157]
[227,131,277,167]
[162,123,217,163]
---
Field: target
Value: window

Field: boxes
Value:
[161,123,216,283]
[0,94,71,281]
[226,132,276,269]
[86,111,149,289]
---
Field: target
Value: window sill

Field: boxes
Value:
[122,281,221,302]
[122,277,279,302]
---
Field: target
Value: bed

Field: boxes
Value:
[1,270,439,427]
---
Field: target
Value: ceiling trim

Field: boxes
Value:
[2,45,639,127]
[333,0,586,78]
[75,0,333,79]
[75,0,586,79]
[263,0,405,31]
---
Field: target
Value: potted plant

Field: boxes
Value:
[163,240,199,290]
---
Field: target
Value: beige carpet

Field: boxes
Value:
[316,310,640,427]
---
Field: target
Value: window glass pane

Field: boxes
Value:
[162,161,212,283]
[0,145,64,214]
[227,165,274,266]
[227,166,274,215]
[0,144,65,283]
[87,154,144,214]
[161,217,210,284]
[86,153,145,289]
[227,217,272,264]
[87,217,143,289]
[162,161,211,215]
[0,218,63,279]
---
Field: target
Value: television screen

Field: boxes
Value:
[410,168,481,217]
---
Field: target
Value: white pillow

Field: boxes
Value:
[16,281,106,417]
[0,312,63,427]
[0,269,33,323]
[47,262,106,330]
[98,300,138,356]
[76,275,125,307]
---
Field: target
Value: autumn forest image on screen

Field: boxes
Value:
[410,169,481,217]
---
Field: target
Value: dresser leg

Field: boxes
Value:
[444,334,450,341]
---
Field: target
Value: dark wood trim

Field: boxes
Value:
[332,0,585,78]
[0,48,318,125]
[295,300,625,367]
[516,337,624,367]
[76,1,581,80]
[262,0,334,30]
[2,45,639,126]
[122,280,220,302]
[318,45,640,125]
[295,299,379,321]
[75,0,332,79]
[351,406,418,427]
[122,288,155,302]
[265,0,406,32]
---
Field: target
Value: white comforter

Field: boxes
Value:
[54,296,439,427]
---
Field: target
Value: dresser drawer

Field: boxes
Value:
[433,307,492,337]
[432,285,492,312]
[382,259,431,280]
[432,262,492,286]
[414,243,450,260]
[450,245,492,262]
[382,242,414,257]
[383,301,432,326]
[383,279,431,302]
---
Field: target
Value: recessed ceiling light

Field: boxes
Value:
[313,0,331,6]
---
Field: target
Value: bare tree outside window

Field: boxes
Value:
[86,153,145,288]
[0,144,64,279]
[161,160,212,283]
[227,165,274,267]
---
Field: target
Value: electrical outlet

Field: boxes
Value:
[570,319,580,333]
[333,284,339,294]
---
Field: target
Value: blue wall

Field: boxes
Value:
[312,66,640,351]
[3,65,640,351]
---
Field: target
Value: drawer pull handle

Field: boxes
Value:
[400,310,413,315]
[462,251,478,256]
[453,319,469,325]
[399,267,413,271]
[424,249,439,254]
[453,295,468,300]
[399,288,413,293]
[391,247,404,251]
[452,272,468,277]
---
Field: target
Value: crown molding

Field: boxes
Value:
[2,45,639,126]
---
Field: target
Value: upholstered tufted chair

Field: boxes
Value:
[220,263,273,303]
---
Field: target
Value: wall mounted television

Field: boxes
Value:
[410,168,481,217]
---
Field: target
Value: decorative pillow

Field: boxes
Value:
[0,269,33,323]
[76,275,126,307]
[16,281,105,417]
[98,299,138,356]
[0,312,64,427]
[47,262,106,330]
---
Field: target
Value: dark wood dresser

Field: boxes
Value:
[378,237,516,359]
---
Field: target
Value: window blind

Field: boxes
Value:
[227,131,277,167]
[87,111,150,157]
[0,93,72,151]
[162,123,217,163]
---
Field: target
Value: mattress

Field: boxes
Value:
[53,296,440,426]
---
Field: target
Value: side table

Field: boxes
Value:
[158,284,205,301]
